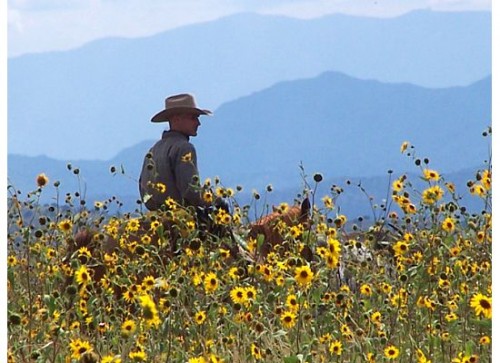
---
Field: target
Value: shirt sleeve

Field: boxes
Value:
[174,143,206,207]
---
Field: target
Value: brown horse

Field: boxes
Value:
[248,198,311,259]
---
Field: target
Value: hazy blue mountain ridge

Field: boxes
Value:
[195,72,491,188]
[7,153,488,219]
[8,10,491,160]
[8,72,491,217]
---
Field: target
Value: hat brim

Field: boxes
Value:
[151,107,212,123]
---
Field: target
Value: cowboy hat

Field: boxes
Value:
[151,93,212,122]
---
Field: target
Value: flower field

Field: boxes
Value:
[7,139,492,363]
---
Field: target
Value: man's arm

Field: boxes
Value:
[174,144,207,207]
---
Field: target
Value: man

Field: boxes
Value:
[139,93,211,210]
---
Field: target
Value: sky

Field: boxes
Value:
[6,0,492,57]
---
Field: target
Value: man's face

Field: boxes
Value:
[172,113,201,136]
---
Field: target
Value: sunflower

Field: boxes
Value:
[203,190,214,204]
[479,335,491,345]
[129,350,147,362]
[329,340,342,356]
[58,219,73,233]
[122,289,136,303]
[384,345,400,360]
[275,274,285,286]
[181,152,193,162]
[340,324,352,337]
[441,217,455,232]
[121,319,136,337]
[141,234,152,245]
[245,286,257,301]
[250,343,263,360]
[75,265,91,286]
[101,355,121,363]
[444,312,458,322]
[219,248,231,259]
[470,292,492,319]
[277,202,289,214]
[470,184,486,197]
[404,203,417,214]
[230,286,247,305]
[289,225,303,239]
[481,169,491,189]
[400,141,409,153]
[227,267,240,280]
[392,179,404,192]
[259,264,274,282]
[416,349,431,363]
[209,353,224,363]
[215,208,232,225]
[423,168,440,181]
[380,282,393,294]
[280,310,297,329]
[36,173,49,187]
[139,294,160,327]
[294,265,314,287]
[422,185,444,204]
[286,294,299,312]
[371,311,382,325]
[126,218,140,233]
[322,195,333,209]
[327,237,341,256]
[7,255,18,267]
[195,310,207,325]
[360,283,373,296]
[392,240,409,256]
[204,272,219,294]
[155,182,167,193]
[69,338,93,359]
[445,182,456,193]
[366,352,376,363]
[149,220,161,231]
[141,275,156,291]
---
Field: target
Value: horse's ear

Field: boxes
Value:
[300,198,311,218]
[300,245,314,262]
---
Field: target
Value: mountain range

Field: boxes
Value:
[8,71,492,218]
[7,10,491,161]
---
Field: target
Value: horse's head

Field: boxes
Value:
[248,197,311,258]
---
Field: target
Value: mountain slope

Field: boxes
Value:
[196,72,491,188]
[7,10,491,160]
[7,72,491,216]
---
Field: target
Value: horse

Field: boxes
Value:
[247,198,312,259]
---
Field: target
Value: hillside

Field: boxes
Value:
[8,72,491,217]
[7,10,491,160]
[196,72,491,187]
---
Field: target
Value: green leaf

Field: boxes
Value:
[284,355,301,363]
[7,268,15,290]
[257,234,265,249]
[470,318,492,329]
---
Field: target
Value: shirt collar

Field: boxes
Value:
[162,130,189,140]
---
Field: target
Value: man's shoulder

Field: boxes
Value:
[165,134,195,154]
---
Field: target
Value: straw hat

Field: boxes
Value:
[151,93,212,123]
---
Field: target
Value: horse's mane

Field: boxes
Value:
[248,198,311,257]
